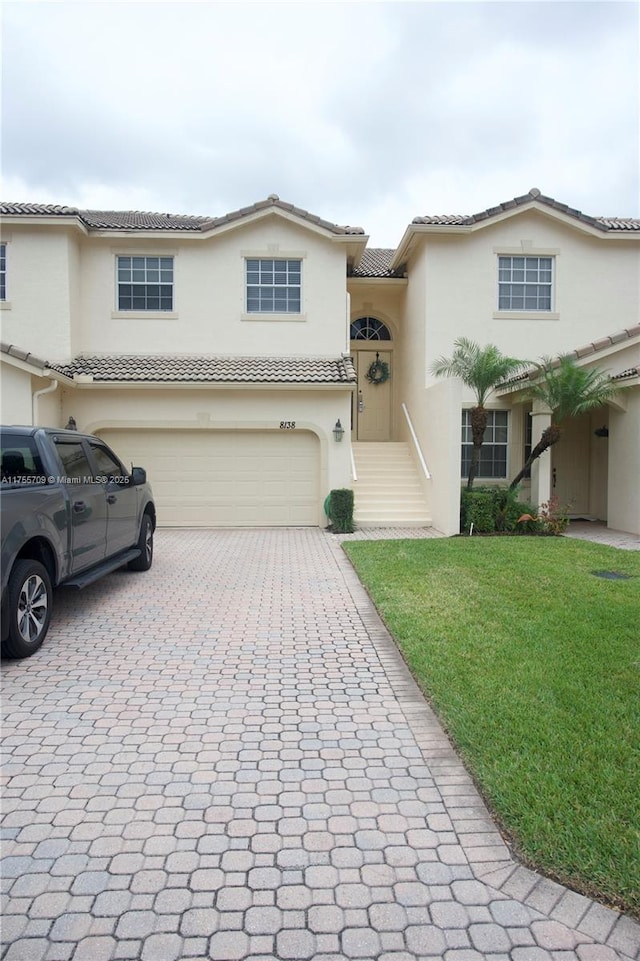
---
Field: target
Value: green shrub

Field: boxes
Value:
[461,486,543,534]
[460,489,497,532]
[327,488,354,533]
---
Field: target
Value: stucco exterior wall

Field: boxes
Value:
[393,250,466,534]
[77,217,349,358]
[1,228,76,362]
[420,212,639,397]
[1,362,33,424]
[608,392,640,535]
[68,236,82,357]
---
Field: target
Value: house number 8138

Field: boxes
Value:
[279,421,296,429]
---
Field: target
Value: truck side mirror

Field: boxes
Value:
[130,467,147,486]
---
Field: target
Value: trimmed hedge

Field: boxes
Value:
[461,487,539,534]
[326,488,355,533]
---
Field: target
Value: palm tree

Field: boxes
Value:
[509,355,619,490]
[430,338,529,489]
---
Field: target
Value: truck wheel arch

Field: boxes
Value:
[15,537,59,587]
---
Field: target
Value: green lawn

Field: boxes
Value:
[343,536,640,916]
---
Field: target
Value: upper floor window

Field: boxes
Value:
[350,317,391,341]
[498,256,553,311]
[461,410,508,479]
[117,256,173,311]
[0,243,6,301]
[246,258,301,313]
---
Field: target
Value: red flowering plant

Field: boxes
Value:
[517,495,570,535]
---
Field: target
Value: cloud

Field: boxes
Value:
[1,1,638,245]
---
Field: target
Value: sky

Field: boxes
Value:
[1,0,638,247]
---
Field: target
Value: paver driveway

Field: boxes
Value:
[2,528,639,961]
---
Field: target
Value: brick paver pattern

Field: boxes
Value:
[2,529,639,961]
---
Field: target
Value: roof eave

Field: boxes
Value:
[198,203,365,242]
[63,379,356,391]
[347,275,408,285]
[1,345,75,384]
[390,201,640,267]
[1,214,88,236]
[495,327,640,398]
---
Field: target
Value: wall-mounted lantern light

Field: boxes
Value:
[333,419,345,442]
[594,426,609,438]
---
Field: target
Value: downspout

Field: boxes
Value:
[32,379,58,426]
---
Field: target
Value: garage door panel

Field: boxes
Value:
[99,429,319,527]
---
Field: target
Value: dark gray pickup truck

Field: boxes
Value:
[1,426,156,658]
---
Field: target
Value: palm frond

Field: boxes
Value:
[526,356,618,422]
[431,338,530,406]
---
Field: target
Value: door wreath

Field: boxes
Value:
[366,353,390,385]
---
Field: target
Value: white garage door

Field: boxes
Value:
[99,429,320,527]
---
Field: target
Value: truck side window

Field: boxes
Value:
[89,444,127,479]
[0,433,45,483]
[54,441,93,483]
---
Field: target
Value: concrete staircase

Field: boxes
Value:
[351,442,431,528]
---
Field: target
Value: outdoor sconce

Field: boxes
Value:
[333,419,345,442]
[594,426,609,438]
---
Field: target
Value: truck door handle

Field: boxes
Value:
[106,494,117,504]
[73,501,86,513]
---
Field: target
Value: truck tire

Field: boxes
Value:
[3,559,53,658]
[128,513,154,572]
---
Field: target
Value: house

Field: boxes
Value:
[1,189,639,535]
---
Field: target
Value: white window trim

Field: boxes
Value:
[111,311,179,320]
[461,408,510,480]
[114,253,177,315]
[495,311,560,321]
[242,252,305,318]
[495,251,557,317]
[0,240,9,308]
[241,312,307,323]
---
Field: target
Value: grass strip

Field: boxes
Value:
[343,536,640,915]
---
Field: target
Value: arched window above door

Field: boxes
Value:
[350,317,392,341]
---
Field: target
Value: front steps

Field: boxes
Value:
[351,442,431,528]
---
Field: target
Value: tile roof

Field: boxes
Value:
[0,195,365,235]
[350,249,406,278]
[47,354,357,385]
[612,366,640,381]
[411,188,640,233]
[199,195,365,236]
[1,342,49,371]
[498,324,640,387]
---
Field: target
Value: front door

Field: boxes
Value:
[552,413,591,515]
[354,350,391,441]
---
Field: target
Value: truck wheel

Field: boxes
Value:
[128,514,153,571]
[3,560,53,658]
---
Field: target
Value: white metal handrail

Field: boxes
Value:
[350,443,358,482]
[401,403,431,479]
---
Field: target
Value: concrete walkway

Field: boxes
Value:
[562,521,640,551]
[1,528,638,961]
